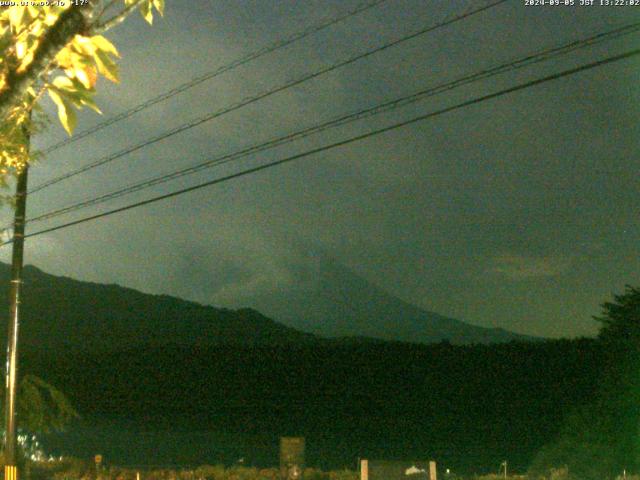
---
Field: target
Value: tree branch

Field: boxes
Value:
[92,0,144,34]
[96,0,121,23]
[0,2,98,121]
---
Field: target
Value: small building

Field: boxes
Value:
[360,460,437,480]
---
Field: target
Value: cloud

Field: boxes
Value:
[166,223,309,307]
[487,253,572,280]
[0,233,60,266]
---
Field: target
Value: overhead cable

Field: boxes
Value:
[29,0,508,194]
[6,47,638,246]
[40,0,391,155]
[24,20,640,226]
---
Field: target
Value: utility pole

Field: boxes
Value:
[4,119,30,480]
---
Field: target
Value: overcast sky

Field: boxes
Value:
[2,0,638,339]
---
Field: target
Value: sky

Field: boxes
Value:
[1,0,638,339]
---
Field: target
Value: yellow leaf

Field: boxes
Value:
[94,49,119,83]
[91,35,119,57]
[80,94,101,114]
[86,65,98,88]
[16,50,35,73]
[55,47,74,69]
[15,40,26,60]
[8,7,28,33]
[52,75,102,114]
[153,0,164,16]
[30,20,45,36]
[74,67,92,89]
[52,75,74,91]
[47,88,77,135]
[65,60,97,89]
[44,10,60,26]
[140,0,153,24]
[70,34,96,56]
[26,6,40,19]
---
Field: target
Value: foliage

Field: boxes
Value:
[0,374,78,471]
[28,461,357,480]
[6,263,615,474]
[595,285,640,346]
[0,0,164,175]
[16,374,79,433]
[23,340,602,474]
[302,468,358,480]
[29,456,90,480]
[475,476,527,480]
[530,286,640,480]
[0,374,78,435]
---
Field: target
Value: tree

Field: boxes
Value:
[0,0,165,178]
[595,285,640,346]
[13,375,78,434]
[0,1,164,472]
[0,375,78,466]
[529,286,640,479]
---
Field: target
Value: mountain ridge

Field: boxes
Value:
[242,256,537,344]
[0,263,317,352]
[0,261,535,351]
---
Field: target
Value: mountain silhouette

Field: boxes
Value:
[245,256,535,344]
[0,260,532,352]
[0,263,317,352]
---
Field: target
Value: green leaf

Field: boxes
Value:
[47,88,77,135]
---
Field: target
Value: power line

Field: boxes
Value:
[6,47,638,246]
[39,0,390,156]
[29,0,509,195]
[23,20,640,226]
